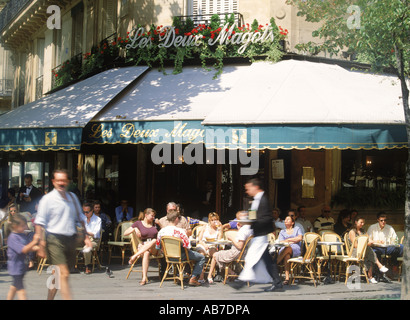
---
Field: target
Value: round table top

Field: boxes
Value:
[317,241,344,246]
[204,240,233,245]
[273,242,290,247]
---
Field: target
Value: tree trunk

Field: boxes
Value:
[396,46,410,300]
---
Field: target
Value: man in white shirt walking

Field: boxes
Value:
[35,169,92,300]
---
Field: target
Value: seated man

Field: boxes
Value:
[81,203,102,274]
[296,206,313,233]
[207,211,253,283]
[115,200,133,223]
[367,211,404,276]
[313,205,335,232]
[93,201,112,242]
[156,202,191,236]
[222,211,242,231]
[156,210,206,286]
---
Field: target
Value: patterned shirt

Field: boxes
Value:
[155,225,191,250]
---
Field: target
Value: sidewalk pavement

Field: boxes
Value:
[0,261,402,301]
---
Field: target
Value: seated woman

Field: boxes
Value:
[124,208,159,285]
[348,216,388,284]
[334,209,352,238]
[277,216,303,285]
[207,211,253,283]
[196,212,223,282]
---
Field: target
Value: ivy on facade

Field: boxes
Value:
[52,14,288,89]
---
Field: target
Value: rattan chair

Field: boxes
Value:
[126,230,163,280]
[107,221,133,264]
[303,232,325,280]
[344,232,351,254]
[320,231,346,280]
[223,229,238,241]
[37,257,50,275]
[288,233,320,287]
[159,236,193,290]
[75,233,103,272]
[336,235,369,285]
[223,236,253,285]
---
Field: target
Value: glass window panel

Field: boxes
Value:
[24,162,43,188]
[8,162,22,190]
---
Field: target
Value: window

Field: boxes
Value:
[17,53,26,107]
[189,0,239,15]
[54,28,62,67]
[103,0,118,39]
[8,161,51,193]
[71,2,84,56]
[341,149,406,190]
[35,38,45,100]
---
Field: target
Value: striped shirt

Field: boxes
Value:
[314,216,335,231]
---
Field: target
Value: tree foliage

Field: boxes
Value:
[286,0,410,299]
[286,0,409,75]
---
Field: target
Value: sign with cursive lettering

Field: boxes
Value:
[126,23,276,54]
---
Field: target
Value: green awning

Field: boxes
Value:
[0,127,83,151]
[82,120,407,150]
[0,66,149,151]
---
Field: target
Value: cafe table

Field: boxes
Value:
[317,241,344,284]
[268,241,290,257]
[204,239,232,246]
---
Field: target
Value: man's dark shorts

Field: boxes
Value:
[46,233,77,270]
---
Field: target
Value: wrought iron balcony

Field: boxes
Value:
[51,52,83,90]
[0,0,31,32]
[175,12,244,28]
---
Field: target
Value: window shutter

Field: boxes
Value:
[104,0,118,38]
[191,0,238,15]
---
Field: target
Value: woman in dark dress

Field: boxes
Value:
[124,208,158,285]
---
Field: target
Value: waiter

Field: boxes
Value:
[231,177,283,292]
[17,174,43,214]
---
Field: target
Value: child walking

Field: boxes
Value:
[6,213,40,300]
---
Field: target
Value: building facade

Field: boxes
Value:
[0,0,406,228]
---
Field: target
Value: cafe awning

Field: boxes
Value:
[83,60,407,150]
[0,66,149,151]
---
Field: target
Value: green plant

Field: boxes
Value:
[125,15,287,77]
[52,55,82,88]
[53,15,288,88]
